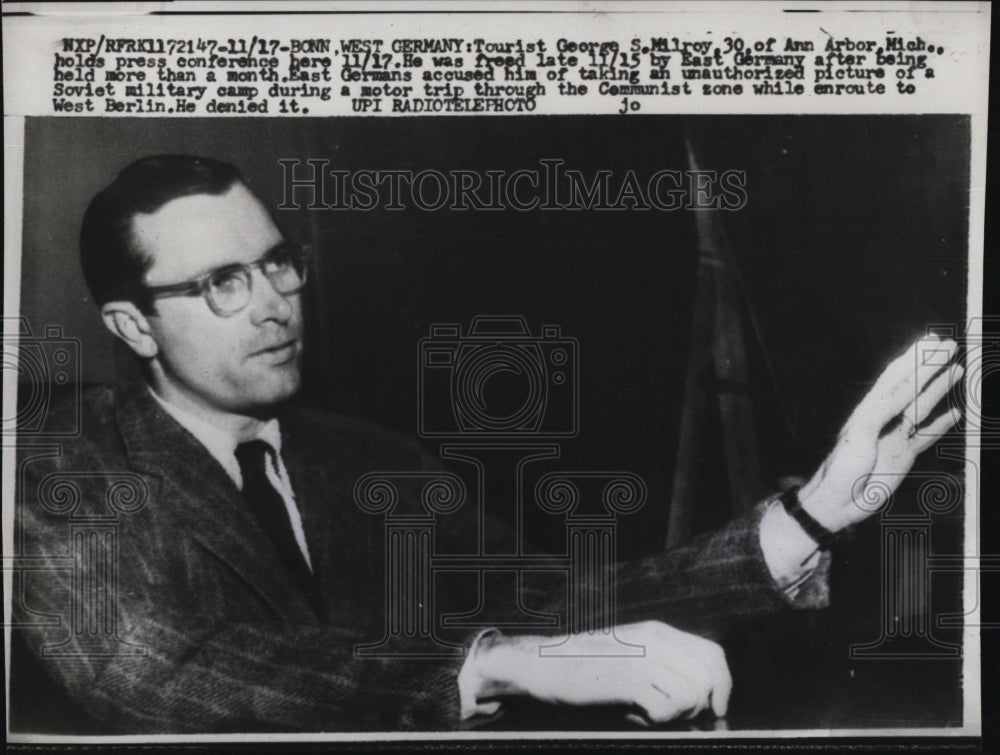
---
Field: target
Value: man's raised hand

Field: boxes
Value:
[797,334,964,533]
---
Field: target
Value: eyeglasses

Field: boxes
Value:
[141,243,310,317]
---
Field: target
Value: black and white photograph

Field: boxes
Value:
[2,2,991,747]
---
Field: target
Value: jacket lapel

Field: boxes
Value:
[113,384,316,622]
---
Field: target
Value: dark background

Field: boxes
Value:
[19,115,970,729]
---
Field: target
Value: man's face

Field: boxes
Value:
[133,182,303,415]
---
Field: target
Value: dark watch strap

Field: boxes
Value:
[779,485,838,551]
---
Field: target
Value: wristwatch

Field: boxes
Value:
[779,485,838,551]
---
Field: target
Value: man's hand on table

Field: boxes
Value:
[459,620,731,725]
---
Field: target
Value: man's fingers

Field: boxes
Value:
[624,712,650,727]
[845,340,922,434]
[860,337,930,404]
[686,639,731,716]
[848,337,958,437]
[648,669,702,716]
[649,632,729,718]
[880,338,958,420]
[912,407,963,455]
[597,622,732,723]
[877,360,962,457]
[710,659,732,717]
[633,686,683,724]
[909,364,964,427]
[916,337,960,390]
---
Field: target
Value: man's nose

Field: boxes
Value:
[248,268,294,325]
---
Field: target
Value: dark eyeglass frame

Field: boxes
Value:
[140,242,311,317]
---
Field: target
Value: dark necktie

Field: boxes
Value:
[234,440,326,620]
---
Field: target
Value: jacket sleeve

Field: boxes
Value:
[12,446,466,734]
[507,502,830,642]
[414,440,829,643]
[603,502,829,638]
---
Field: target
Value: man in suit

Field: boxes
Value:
[10,155,964,734]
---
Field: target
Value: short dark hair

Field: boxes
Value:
[80,154,243,307]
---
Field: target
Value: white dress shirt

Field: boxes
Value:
[149,388,313,571]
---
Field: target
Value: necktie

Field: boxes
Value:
[234,440,326,620]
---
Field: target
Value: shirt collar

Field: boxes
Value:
[256,416,283,455]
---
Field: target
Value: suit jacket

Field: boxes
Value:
[11,383,827,734]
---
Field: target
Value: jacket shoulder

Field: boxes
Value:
[17,384,123,448]
[15,385,134,491]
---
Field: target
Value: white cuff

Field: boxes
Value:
[759,498,823,598]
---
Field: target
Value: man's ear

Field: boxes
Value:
[100,301,159,359]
